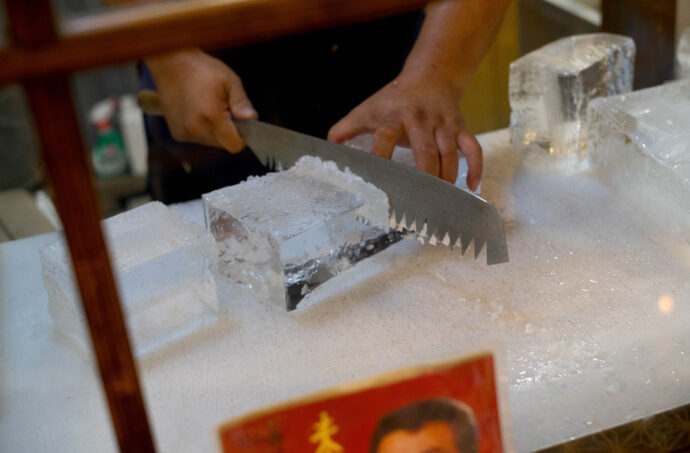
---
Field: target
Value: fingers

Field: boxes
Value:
[225,77,257,119]
[151,51,255,153]
[328,110,367,144]
[435,128,459,184]
[210,74,256,153]
[372,125,402,160]
[457,129,483,191]
[211,110,245,153]
[408,126,440,178]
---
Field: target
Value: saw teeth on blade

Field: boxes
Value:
[389,211,398,230]
[461,233,472,255]
[405,219,417,232]
[264,156,286,171]
[474,236,487,259]
[418,221,429,238]
[397,212,408,232]
[426,226,441,246]
[447,230,460,250]
[441,231,452,247]
[395,209,405,226]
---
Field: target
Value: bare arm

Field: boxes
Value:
[328,0,510,187]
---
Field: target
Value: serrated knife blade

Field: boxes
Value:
[235,119,508,265]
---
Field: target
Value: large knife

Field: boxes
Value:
[137,90,508,265]
[235,119,508,265]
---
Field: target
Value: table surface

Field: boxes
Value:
[1,129,688,453]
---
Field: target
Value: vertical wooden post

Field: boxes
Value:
[602,0,677,88]
[5,1,156,451]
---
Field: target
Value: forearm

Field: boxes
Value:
[402,0,510,93]
[145,48,203,83]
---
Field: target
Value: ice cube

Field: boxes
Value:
[676,27,690,79]
[588,79,690,228]
[509,33,635,170]
[202,156,390,309]
[40,201,219,357]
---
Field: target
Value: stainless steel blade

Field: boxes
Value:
[235,119,509,265]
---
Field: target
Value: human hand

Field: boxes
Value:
[327,71,482,190]
[146,49,257,152]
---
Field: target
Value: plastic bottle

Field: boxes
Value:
[119,95,148,177]
[89,98,128,179]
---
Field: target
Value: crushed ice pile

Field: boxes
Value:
[39,202,219,357]
[588,79,690,231]
[509,33,635,170]
[202,156,390,310]
[677,27,690,79]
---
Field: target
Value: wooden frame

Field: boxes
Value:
[0,0,428,85]
[0,0,428,451]
[601,0,677,88]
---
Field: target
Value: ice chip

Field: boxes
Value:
[202,156,390,310]
[509,33,635,170]
[588,79,690,229]
[40,201,219,357]
[676,27,690,79]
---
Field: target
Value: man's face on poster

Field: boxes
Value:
[375,420,461,453]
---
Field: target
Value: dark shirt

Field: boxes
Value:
[144,12,423,203]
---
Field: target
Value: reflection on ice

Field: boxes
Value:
[657,294,674,315]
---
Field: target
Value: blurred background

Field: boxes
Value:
[1,0,689,241]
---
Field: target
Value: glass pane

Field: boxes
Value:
[71,64,150,218]
[0,85,41,192]
[52,0,107,20]
[52,0,174,21]
[0,0,7,47]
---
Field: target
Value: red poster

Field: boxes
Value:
[219,352,504,453]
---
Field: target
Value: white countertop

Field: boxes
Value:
[1,129,688,452]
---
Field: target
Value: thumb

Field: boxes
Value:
[212,110,245,153]
[225,77,257,119]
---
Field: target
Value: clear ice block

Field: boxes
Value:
[202,156,390,310]
[677,27,690,79]
[509,33,635,169]
[40,201,219,357]
[588,79,690,228]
